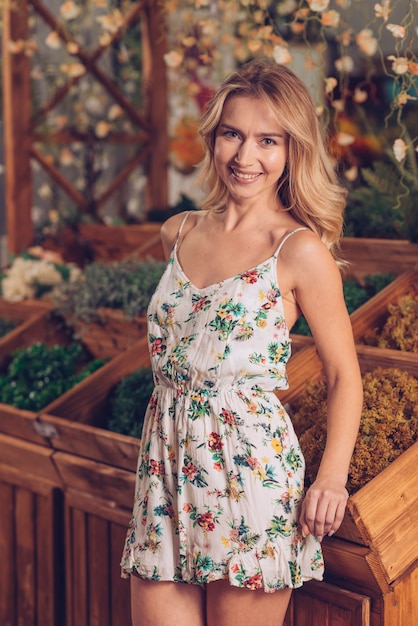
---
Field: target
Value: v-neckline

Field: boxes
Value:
[173,246,274,293]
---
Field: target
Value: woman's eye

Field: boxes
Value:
[225,130,238,138]
[262,138,276,146]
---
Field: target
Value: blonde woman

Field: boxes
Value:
[122,59,362,626]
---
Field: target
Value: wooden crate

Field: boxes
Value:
[341,237,418,282]
[0,435,65,626]
[78,223,163,261]
[38,336,150,471]
[74,309,147,359]
[278,340,418,626]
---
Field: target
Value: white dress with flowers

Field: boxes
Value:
[121,216,324,592]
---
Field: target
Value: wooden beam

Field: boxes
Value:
[2,0,34,254]
[142,0,169,212]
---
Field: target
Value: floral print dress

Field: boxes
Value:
[121,217,324,592]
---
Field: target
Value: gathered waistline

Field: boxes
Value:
[153,384,280,396]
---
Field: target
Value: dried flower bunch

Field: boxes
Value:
[363,293,418,353]
[291,367,418,494]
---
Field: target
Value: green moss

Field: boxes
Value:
[105,367,154,439]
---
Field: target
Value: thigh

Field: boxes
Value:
[130,575,206,626]
[206,580,292,626]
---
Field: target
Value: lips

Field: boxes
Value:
[231,168,261,180]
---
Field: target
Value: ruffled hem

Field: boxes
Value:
[120,543,324,592]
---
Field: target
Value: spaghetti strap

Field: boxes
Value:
[174,211,191,248]
[274,227,310,257]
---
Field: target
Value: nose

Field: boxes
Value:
[234,139,255,166]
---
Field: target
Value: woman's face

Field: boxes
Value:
[214,95,288,206]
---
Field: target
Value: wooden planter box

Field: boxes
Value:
[341,237,418,282]
[78,223,164,262]
[74,308,148,359]
[0,435,65,626]
[279,342,418,626]
[350,269,418,376]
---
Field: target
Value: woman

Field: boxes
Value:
[121,58,363,626]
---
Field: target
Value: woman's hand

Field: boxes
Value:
[299,477,349,542]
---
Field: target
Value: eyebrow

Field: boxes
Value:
[219,123,285,137]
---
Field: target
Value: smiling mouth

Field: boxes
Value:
[231,168,261,180]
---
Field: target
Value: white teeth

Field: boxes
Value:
[232,169,259,180]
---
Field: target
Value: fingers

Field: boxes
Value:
[299,484,348,542]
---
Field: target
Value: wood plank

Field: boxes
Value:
[36,489,66,626]
[0,404,51,447]
[0,481,16,626]
[293,580,370,626]
[347,441,418,585]
[70,507,89,626]
[15,487,36,626]
[350,269,418,340]
[110,523,132,626]
[89,515,110,626]
[0,434,63,485]
[382,565,418,626]
[37,414,140,472]
[2,0,33,253]
[356,344,418,377]
[341,238,418,281]
[53,452,136,510]
[322,536,389,596]
[66,488,131,527]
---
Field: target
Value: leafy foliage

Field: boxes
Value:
[0,317,18,338]
[0,342,105,411]
[55,257,166,324]
[344,150,418,242]
[106,367,154,439]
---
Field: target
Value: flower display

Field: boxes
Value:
[0,251,81,302]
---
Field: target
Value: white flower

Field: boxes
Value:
[386,23,406,39]
[1,276,35,302]
[374,1,391,22]
[45,32,62,50]
[393,138,406,162]
[325,76,338,94]
[273,45,292,65]
[356,29,378,56]
[60,1,81,21]
[307,0,330,12]
[354,88,368,103]
[387,55,409,75]
[336,132,355,146]
[334,55,354,73]
[164,50,184,69]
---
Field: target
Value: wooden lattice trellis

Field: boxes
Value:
[2,0,168,254]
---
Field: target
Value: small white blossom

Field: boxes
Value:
[393,138,406,162]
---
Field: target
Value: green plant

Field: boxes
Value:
[105,367,154,438]
[0,342,105,411]
[344,145,418,242]
[55,257,166,324]
[292,367,418,494]
[291,272,395,336]
[0,317,18,338]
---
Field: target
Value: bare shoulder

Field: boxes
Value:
[280,229,343,287]
[159,211,201,260]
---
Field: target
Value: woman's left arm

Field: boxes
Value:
[289,234,363,541]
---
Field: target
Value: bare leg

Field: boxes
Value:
[130,575,206,626]
[206,580,292,626]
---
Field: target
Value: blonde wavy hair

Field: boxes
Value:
[197,58,347,258]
